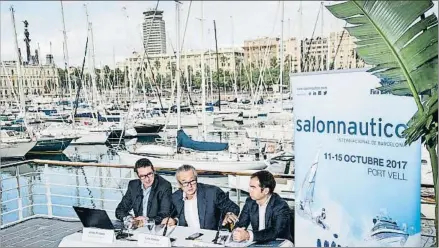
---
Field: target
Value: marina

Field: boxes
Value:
[1,0,438,247]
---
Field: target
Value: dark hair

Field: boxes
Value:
[251,170,276,194]
[134,158,154,173]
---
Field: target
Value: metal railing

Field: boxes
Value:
[0,160,292,228]
[0,159,436,244]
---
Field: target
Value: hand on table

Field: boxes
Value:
[232,228,250,242]
[134,216,147,222]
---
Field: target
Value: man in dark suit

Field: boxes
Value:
[115,158,172,225]
[226,170,292,243]
[161,164,240,230]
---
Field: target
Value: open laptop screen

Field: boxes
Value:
[73,206,115,230]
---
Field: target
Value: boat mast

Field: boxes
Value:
[175,0,182,130]
[231,15,238,101]
[299,1,303,73]
[10,6,27,129]
[279,0,284,110]
[207,30,214,105]
[320,2,324,71]
[60,0,74,128]
[84,4,99,123]
[199,2,207,140]
[213,20,221,111]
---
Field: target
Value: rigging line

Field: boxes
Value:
[243,1,280,99]
[73,36,89,119]
[302,4,321,72]
[137,0,167,116]
[117,3,160,150]
[330,22,348,70]
[176,1,196,114]
[180,0,192,52]
[121,7,137,61]
[249,0,281,109]
[117,0,164,151]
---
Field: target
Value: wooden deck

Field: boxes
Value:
[0,218,81,247]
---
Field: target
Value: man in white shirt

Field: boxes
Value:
[161,164,240,230]
[226,170,293,243]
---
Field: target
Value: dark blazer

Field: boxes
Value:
[235,193,292,243]
[115,175,172,224]
[170,183,240,230]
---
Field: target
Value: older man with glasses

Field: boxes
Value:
[161,164,240,231]
[115,158,172,226]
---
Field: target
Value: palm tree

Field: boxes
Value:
[327,0,438,243]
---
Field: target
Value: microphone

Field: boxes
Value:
[212,210,225,244]
[162,200,185,237]
[213,190,229,245]
[162,203,175,237]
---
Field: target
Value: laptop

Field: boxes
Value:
[73,206,123,230]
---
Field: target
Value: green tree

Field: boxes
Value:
[270,57,278,68]
[327,0,438,243]
[154,60,161,71]
[220,55,228,66]
[57,68,66,88]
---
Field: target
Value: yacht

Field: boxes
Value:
[0,130,36,159]
[369,214,409,246]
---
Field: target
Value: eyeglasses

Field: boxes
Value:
[138,172,154,179]
[180,179,197,188]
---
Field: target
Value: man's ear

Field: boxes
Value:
[263,187,270,195]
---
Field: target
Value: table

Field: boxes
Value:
[58,226,294,247]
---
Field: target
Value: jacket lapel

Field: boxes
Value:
[252,201,259,231]
[134,181,144,216]
[196,184,206,228]
[178,191,187,226]
[146,175,158,216]
[264,195,275,228]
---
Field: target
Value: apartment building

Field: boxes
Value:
[117,47,245,80]
[328,31,366,70]
[300,36,329,72]
[242,37,279,69]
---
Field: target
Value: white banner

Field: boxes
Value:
[292,69,421,247]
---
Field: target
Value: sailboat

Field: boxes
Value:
[296,148,330,230]
[118,128,267,172]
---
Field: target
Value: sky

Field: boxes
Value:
[1,1,438,68]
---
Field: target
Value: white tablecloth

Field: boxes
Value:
[58,226,294,247]
[59,226,220,247]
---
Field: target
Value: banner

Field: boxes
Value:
[292,69,421,247]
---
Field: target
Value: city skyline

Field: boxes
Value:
[1,1,438,68]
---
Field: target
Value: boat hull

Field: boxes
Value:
[28,137,74,154]
[0,141,37,159]
[71,131,109,145]
[134,124,164,134]
[117,151,267,172]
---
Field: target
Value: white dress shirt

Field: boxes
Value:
[142,184,152,218]
[183,192,201,229]
[248,195,272,242]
